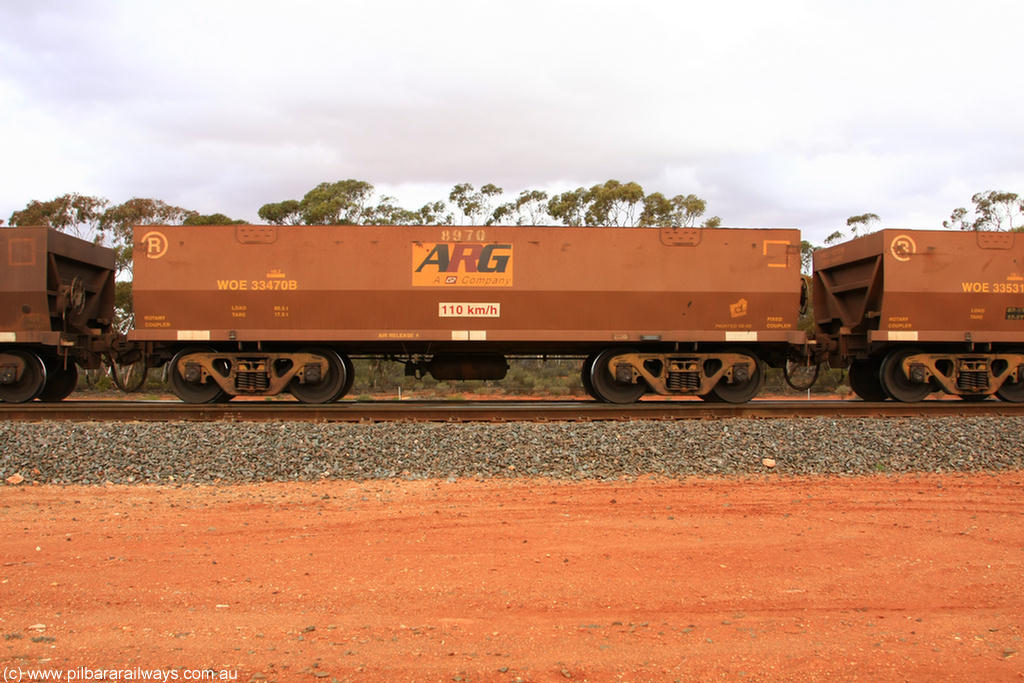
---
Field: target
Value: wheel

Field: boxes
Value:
[879,348,931,403]
[996,354,1024,402]
[588,349,647,404]
[847,359,888,401]
[168,348,227,404]
[289,348,349,404]
[709,351,765,404]
[339,354,355,399]
[580,353,597,400]
[0,351,47,403]
[37,360,79,402]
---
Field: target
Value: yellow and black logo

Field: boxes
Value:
[412,242,513,287]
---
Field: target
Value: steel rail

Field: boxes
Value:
[2,399,1024,422]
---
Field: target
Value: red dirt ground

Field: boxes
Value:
[2,474,1022,682]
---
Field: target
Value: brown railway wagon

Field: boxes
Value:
[814,229,1024,402]
[131,224,808,403]
[0,227,116,402]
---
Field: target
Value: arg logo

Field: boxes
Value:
[412,242,513,288]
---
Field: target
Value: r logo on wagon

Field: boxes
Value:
[890,234,917,262]
[412,242,513,287]
[141,231,169,259]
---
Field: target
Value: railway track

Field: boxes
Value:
[2,399,1024,422]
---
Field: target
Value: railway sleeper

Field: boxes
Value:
[609,352,760,397]
[172,351,330,397]
[899,352,1024,397]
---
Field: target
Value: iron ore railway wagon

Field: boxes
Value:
[130,224,807,404]
[0,227,118,403]
[814,229,1024,402]
[2,223,1023,404]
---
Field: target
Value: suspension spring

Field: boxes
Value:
[957,371,989,391]
[667,371,700,392]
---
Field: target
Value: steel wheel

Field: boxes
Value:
[169,348,227,404]
[0,350,47,403]
[38,360,79,402]
[289,347,348,404]
[589,349,647,404]
[847,358,888,401]
[709,351,764,404]
[580,353,598,400]
[879,348,931,402]
[996,354,1024,402]
[339,354,355,399]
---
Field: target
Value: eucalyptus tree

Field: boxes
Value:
[944,191,1023,231]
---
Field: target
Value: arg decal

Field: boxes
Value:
[412,242,513,287]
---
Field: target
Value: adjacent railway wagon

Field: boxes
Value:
[814,229,1024,402]
[130,224,808,403]
[0,226,117,402]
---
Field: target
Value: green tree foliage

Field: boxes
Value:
[491,190,551,225]
[845,212,880,236]
[448,182,503,225]
[8,193,109,239]
[259,178,717,229]
[182,213,246,226]
[547,181,646,227]
[298,179,375,225]
[257,199,302,225]
[547,180,718,228]
[823,212,881,247]
[639,192,720,228]
[943,191,1024,231]
[360,195,420,225]
[546,187,590,226]
[413,201,453,225]
[584,180,645,226]
[800,240,817,275]
[260,181,455,226]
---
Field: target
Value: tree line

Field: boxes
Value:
[256,179,722,229]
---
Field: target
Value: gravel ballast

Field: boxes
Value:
[2,417,1023,485]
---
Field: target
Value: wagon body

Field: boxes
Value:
[131,224,806,350]
[814,229,1024,355]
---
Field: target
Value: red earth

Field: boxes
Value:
[2,473,1022,682]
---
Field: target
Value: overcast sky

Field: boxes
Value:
[2,0,1022,243]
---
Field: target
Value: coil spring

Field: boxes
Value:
[957,371,989,391]
[236,371,270,392]
[667,371,700,392]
